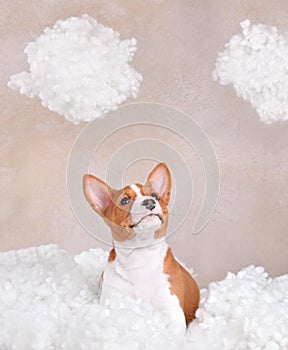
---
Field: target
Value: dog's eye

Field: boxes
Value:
[151,193,160,201]
[120,196,130,206]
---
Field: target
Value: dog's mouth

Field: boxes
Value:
[130,213,163,228]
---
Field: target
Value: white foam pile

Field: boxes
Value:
[8,15,142,124]
[212,19,288,123]
[0,245,287,350]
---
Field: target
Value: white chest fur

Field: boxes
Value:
[100,241,186,335]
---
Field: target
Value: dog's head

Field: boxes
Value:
[83,163,171,246]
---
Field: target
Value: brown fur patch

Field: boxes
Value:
[123,186,138,200]
[163,248,200,325]
[108,248,116,262]
[100,187,136,242]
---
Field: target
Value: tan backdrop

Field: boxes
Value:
[1,0,288,287]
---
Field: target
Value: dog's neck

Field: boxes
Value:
[113,238,168,270]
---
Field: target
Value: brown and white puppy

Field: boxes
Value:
[83,163,200,335]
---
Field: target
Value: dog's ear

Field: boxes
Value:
[83,174,114,216]
[146,163,171,204]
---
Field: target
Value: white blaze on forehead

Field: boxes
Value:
[130,184,143,198]
[129,184,163,244]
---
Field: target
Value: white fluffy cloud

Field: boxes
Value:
[8,15,142,124]
[0,244,287,350]
[213,20,288,123]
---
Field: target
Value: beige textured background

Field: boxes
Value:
[1,0,288,287]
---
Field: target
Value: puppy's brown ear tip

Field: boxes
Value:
[158,162,169,170]
[159,163,171,177]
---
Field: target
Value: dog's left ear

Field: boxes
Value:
[146,163,171,204]
[83,174,114,217]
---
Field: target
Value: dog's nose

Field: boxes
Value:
[141,198,156,211]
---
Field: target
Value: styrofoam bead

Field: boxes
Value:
[264,341,280,350]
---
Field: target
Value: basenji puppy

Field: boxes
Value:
[83,163,200,335]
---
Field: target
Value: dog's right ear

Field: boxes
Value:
[83,174,113,216]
